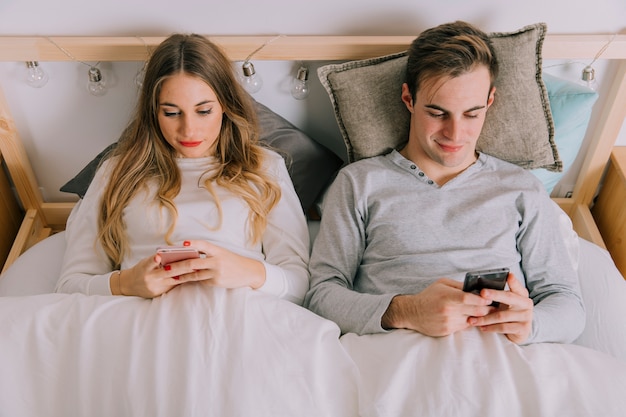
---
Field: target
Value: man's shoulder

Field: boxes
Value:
[480,153,546,192]
[339,153,392,173]
[481,153,535,176]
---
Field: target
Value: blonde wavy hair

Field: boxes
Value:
[98,34,281,268]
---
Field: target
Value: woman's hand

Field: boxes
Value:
[158,240,266,290]
[115,254,182,298]
[468,273,534,344]
[114,240,266,298]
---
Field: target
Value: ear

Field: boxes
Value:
[486,86,496,109]
[401,83,414,113]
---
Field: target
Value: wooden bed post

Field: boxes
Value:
[0,84,52,270]
[573,60,626,208]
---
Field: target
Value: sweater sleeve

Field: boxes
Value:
[517,196,586,344]
[304,170,397,334]
[256,152,311,304]
[55,160,115,295]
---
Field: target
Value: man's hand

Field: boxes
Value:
[468,273,534,344]
[381,278,494,337]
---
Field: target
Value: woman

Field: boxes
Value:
[55,34,310,304]
[3,34,358,417]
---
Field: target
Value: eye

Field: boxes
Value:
[428,112,446,119]
[163,111,180,117]
[197,109,213,115]
[465,112,480,119]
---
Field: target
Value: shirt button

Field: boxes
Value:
[427,180,434,185]
[410,164,416,170]
[418,172,424,177]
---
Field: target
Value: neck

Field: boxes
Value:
[399,146,478,186]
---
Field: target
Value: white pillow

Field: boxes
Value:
[0,231,65,296]
[573,237,626,362]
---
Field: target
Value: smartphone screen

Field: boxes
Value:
[462,267,510,295]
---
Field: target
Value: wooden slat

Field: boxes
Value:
[0,154,24,270]
[1,209,51,274]
[0,86,47,221]
[571,60,626,208]
[592,148,626,278]
[0,34,624,62]
[41,202,75,231]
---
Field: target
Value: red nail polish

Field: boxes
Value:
[173,276,180,280]
[164,264,171,271]
[183,241,191,247]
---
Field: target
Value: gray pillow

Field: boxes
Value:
[317,23,561,172]
[60,99,342,212]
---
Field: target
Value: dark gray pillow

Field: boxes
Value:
[60,99,342,211]
[254,100,342,211]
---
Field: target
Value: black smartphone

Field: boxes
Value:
[463,267,510,306]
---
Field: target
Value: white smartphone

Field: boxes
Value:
[156,246,200,265]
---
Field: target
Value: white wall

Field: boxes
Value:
[1,0,625,202]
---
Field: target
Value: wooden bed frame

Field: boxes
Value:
[1,34,625,274]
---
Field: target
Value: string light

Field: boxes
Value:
[239,35,284,94]
[45,37,107,97]
[579,33,616,91]
[134,36,151,89]
[87,66,107,96]
[241,61,263,93]
[25,61,49,88]
[543,33,616,92]
[39,35,312,99]
[290,65,310,100]
[581,66,597,91]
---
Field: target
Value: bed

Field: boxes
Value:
[1,25,626,417]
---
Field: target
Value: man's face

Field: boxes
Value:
[401,66,495,184]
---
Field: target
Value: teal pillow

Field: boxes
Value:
[531,73,598,193]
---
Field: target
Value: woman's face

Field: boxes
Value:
[157,72,224,158]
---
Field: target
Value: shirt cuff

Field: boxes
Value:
[88,274,114,296]
[257,262,286,298]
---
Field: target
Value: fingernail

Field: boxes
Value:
[183,241,191,247]
[164,264,171,271]
[173,276,180,280]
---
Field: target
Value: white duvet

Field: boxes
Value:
[0,284,360,417]
[1,284,626,417]
[2,233,626,416]
[343,329,626,417]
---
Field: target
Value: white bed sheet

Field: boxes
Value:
[1,229,626,416]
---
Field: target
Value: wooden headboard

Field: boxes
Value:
[1,34,626,273]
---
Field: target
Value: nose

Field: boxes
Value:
[179,114,196,138]
[443,118,463,142]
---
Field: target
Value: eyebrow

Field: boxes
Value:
[159,100,215,107]
[425,104,486,113]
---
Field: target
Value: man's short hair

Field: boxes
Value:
[406,21,499,99]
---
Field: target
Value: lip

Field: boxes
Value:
[179,141,202,147]
[438,143,463,153]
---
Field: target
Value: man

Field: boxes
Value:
[304,21,584,345]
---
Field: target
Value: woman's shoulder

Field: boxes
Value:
[259,146,284,161]
[88,156,117,189]
[259,147,288,172]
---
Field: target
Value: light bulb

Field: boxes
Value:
[240,61,263,94]
[580,65,597,91]
[87,67,107,96]
[291,66,310,100]
[135,62,147,89]
[25,61,49,88]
